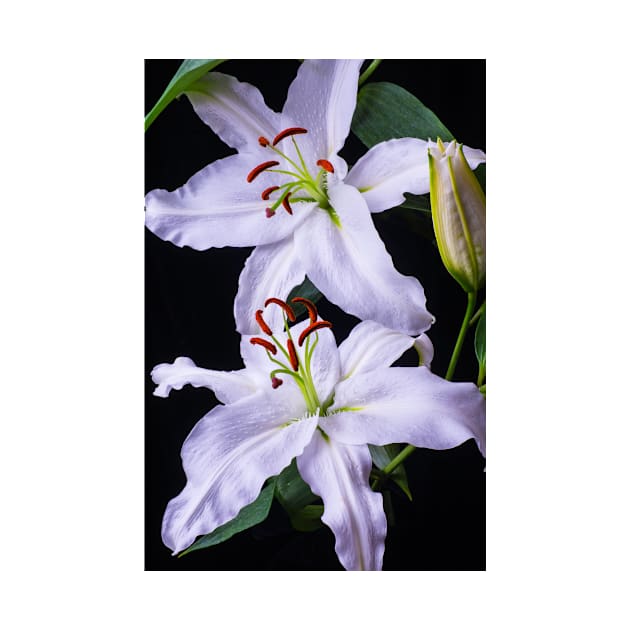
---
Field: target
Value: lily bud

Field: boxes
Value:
[428,139,486,292]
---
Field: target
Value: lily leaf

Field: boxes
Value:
[287,277,323,318]
[289,504,324,532]
[178,481,275,556]
[145,59,227,131]
[399,193,431,213]
[275,459,317,512]
[369,444,412,500]
[474,308,486,369]
[475,163,486,193]
[352,82,454,149]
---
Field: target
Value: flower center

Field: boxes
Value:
[249,296,333,415]
[245,127,340,224]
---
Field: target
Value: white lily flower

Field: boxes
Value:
[145,59,485,336]
[152,296,485,570]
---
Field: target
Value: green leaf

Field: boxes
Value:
[351,82,454,149]
[369,444,412,500]
[289,505,324,532]
[287,277,323,318]
[474,307,486,369]
[178,481,275,556]
[275,459,317,512]
[474,163,486,193]
[399,193,431,213]
[145,59,227,131]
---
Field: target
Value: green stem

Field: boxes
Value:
[445,291,477,381]
[373,291,478,485]
[358,60,382,87]
[477,363,486,388]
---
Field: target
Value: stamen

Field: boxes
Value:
[316,159,334,173]
[271,376,283,389]
[272,127,308,146]
[298,320,333,347]
[282,193,293,215]
[287,339,299,371]
[291,297,318,323]
[265,207,275,218]
[250,337,278,354]
[255,309,273,335]
[261,185,280,200]
[264,297,296,322]
[246,161,280,183]
[258,136,270,147]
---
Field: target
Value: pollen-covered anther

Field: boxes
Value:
[264,297,296,322]
[265,208,275,218]
[271,376,283,389]
[250,337,278,355]
[246,160,280,183]
[298,320,333,347]
[316,159,335,173]
[291,297,318,323]
[255,309,273,335]
[282,193,293,215]
[287,339,299,371]
[261,186,279,200]
[272,127,308,146]
[258,136,270,147]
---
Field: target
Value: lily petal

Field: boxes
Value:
[297,431,386,570]
[346,138,486,213]
[234,235,310,335]
[294,183,434,336]
[414,334,434,368]
[283,60,363,178]
[338,320,415,380]
[151,357,256,404]
[162,391,316,554]
[145,154,313,250]
[345,138,431,213]
[185,72,282,154]
[322,367,486,457]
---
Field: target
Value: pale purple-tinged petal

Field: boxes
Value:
[297,431,386,570]
[283,60,363,177]
[151,357,256,404]
[162,392,316,554]
[414,334,434,368]
[233,236,311,335]
[322,367,486,457]
[428,140,486,170]
[241,318,341,406]
[346,138,486,213]
[145,154,314,250]
[338,320,415,380]
[185,72,282,154]
[345,138,431,213]
[294,183,434,336]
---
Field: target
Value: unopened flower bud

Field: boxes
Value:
[428,139,486,292]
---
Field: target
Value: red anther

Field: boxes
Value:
[258,136,270,147]
[250,337,278,354]
[316,159,335,173]
[246,160,279,183]
[282,193,293,215]
[264,297,296,322]
[255,309,273,335]
[291,297,318,323]
[261,185,280,200]
[271,376,283,389]
[287,339,299,371]
[298,320,333,347]
[272,127,308,146]
[265,207,275,218]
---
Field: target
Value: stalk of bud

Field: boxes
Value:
[428,139,486,292]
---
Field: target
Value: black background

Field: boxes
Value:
[145,59,486,570]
